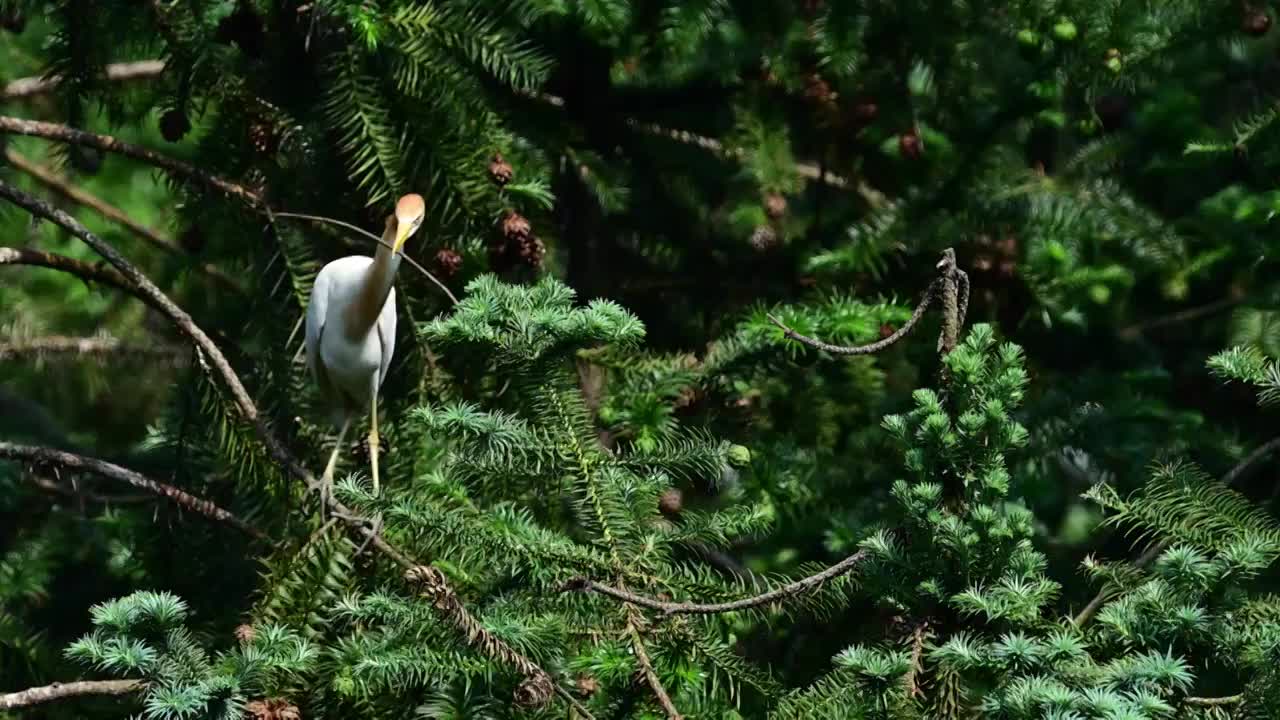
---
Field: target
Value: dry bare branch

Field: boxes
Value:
[0,335,187,364]
[0,679,144,710]
[565,549,869,616]
[1,60,165,100]
[0,442,266,540]
[3,147,245,294]
[0,116,262,206]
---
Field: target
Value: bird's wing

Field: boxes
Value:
[305,267,335,398]
[376,285,396,388]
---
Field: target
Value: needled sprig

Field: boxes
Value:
[64,591,317,720]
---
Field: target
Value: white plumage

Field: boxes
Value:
[303,193,424,505]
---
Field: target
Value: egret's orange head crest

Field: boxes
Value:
[395,193,425,224]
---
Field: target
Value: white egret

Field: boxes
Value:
[304,193,425,505]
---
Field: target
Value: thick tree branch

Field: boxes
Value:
[0,442,266,540]
[1,60,166,101]
[0,335,187,364]
[0,116,261,206]
[0,679,144,710]
[1073,435,1280,627]
[1183,694,1243,707]
[1,245,136,292]
[4,147,246,294]
[565,549,869,616]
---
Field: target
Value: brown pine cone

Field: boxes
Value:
[576,674,600,697]
[488,153,514,186]
[245,698,301,720]
[234,624,256,644]
[516,233,545,268]
[249,118,278,155]
[160,109,190,143]
[433,248,463,278]
[899,131,923,159]
[804,73,836,106]
[1244,8,1272,36]
[749,225,778,251]
[879,323,896,339]
[659,488,683,515]
[764,193,787,220]
[0,6,25,33]
[501,210,532,241]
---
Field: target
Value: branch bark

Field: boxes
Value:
[1,60,165,100]
[0,116,262,206]
[766,249,967,357]
[0,679,144,710]
[3,147,246,294]
[0,442,266,540]
[0,335,187,364]
[564,549,869,616]
[627,617,683,720]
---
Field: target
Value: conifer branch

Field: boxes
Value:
[404,565,556,709]
[0,442,266,540]
[0,679,144,710]
[0,246,148,304]
[0,116,262,206]
[3,147,245,294]
[1,60,165,100]
[1116,294,1246,340]
[564,549,869,616]
[0,180,574,714]
[0,335,187,364]
[767,249,967,356]
[1074,435,1280,626]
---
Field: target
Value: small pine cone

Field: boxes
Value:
[851,98,879,123]
[764,192,787,220]
[245,698,300,720]
[249,119,278,155]
[996,234,1018,257]
[488,152,514,187]
[433,248,463,278]
[234,624,256,644]
[179,227,206,254]
[69,145,103,175]
[1094,93,1130,132]
[516,233,545,268]
[973,255,994,272]
[501,210,532,241]
[576,674,600,697]
[1244,8,1272,36]
[899,131,923,159]
[659,488,683,515]
[215,4,265,58]
[879,323,896,339]
[160,109,191,143]
[749,225,778,251]
[803,73,835,106]
[0,6,25,33]
[513,673,554,708]
[997,259,1017,278]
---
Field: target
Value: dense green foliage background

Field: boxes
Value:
[4,0,1280,718]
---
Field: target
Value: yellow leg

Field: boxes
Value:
[369,392,381,496]
[320,417,352,512]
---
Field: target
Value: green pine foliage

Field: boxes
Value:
[8,0,1280,719]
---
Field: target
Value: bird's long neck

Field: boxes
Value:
[342,220,401,341]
